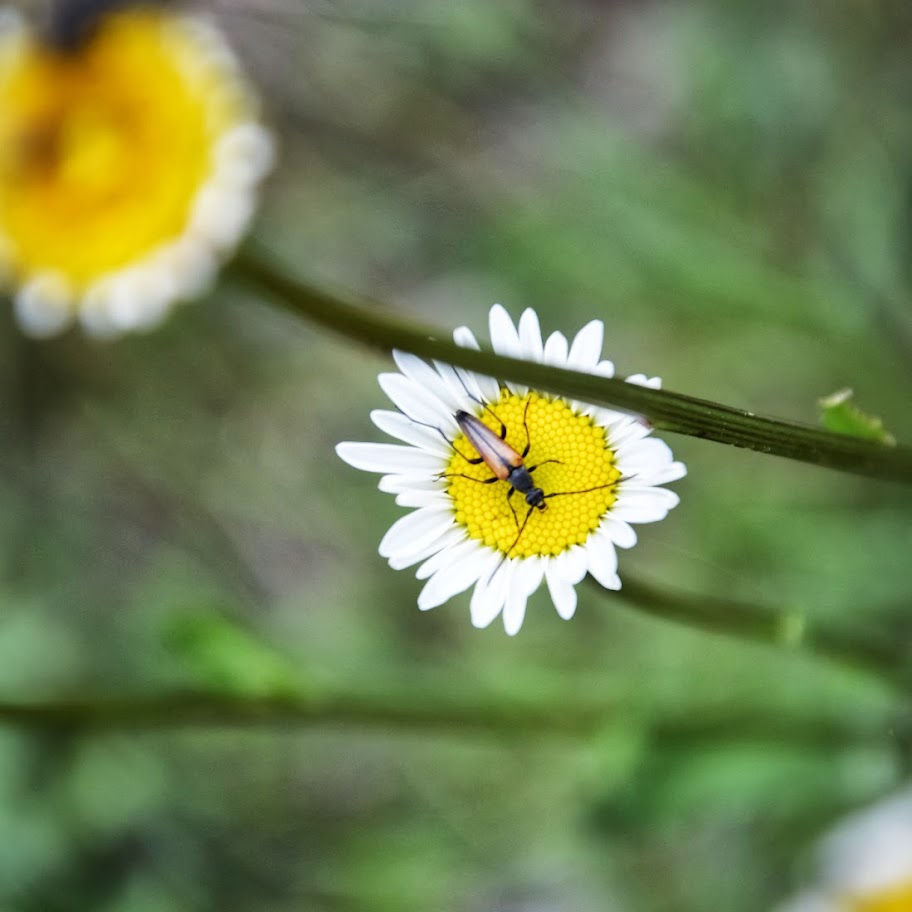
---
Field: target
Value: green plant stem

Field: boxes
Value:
[0,691,891,753]
[607,576,908,686]
[0,691,600,737]
[229,247,912,484]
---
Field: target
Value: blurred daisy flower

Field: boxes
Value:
[337,305,686,635]
[776,790,912,912]
[0,3,274,337]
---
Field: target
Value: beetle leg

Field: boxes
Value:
[451,444,485,465]
[505,487,519,528]
[437,471,499,484]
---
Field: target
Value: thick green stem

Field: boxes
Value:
[0,691,602,738]
[229,248,912,484]
[0,691,892,753]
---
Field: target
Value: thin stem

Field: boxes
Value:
[229,248,912,484]
[605,576,909,687]
[0,691,893,753]
[0,690,605,738]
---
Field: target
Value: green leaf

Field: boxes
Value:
[819,388,896,445]
[162,610,302,697]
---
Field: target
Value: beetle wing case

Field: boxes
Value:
[455,410,523,480]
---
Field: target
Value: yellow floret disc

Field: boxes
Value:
[847,883,912,912]
[446,391,620,558]
[0,9,246,288]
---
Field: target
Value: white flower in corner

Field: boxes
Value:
[775,789,912,912]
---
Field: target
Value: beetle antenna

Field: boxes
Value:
[451,365,509,431]
[451,365,485,407]
[391,406,460,451]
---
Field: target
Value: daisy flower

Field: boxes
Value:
[0,4,274,337]
[776,790,912,912]
[336,304,686,635]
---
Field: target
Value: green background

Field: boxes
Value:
[1,1,911,909]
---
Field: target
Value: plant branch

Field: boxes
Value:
[0,690,892,753]
[0,690,602,737]
[607,576,909,687]
[229,247,912,484]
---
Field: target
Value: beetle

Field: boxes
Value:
[452,406,552,517]
[445,403,555,555]
[442,399,623,557]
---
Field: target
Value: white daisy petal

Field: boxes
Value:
[471,557,511,628]
[463,366,500,408]
[387,526,465,571]
[378,507,456,560]
[772,891,834,912]
[628,461,688,486]
[416,537,483,581]
[502,589,528,635]
[14,273,75,338]
[565,320,606,414]
[608,417,653,448]
[776,789,912,912]
[489,304,527,396]
[568,320,604,370]
[601,515,638,549]
[595,359,615,378]
[453,325,480,350]
[500,558,545,634]
[378,474,443,494]
[517,308,544,361]
[489,304,522,358]
[611,487,679,524]
[394,489,451,509]
[626,374,662,389]
[418,544,492,611]
[546,565,577,620]
[336,442,442,475]
[619,483,681,502]
[543,330,569,365]
[553,546,589,584]
[518,556,545,596]
[616,437,677,471]
[432,360,479,411]
[452,327,500,404]
[616,439,688,485]
[393,350,465,414]
[501,558,543,635]
[586,532,622,590]
[370,410,452,456]
[214,122,276,184]
[378,373,458,433]
[593,406,634,430]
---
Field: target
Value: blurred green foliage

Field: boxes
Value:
[1,1,911,910]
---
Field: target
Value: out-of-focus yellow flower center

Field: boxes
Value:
[845,882,912,912]
[0,9,245,288]
[446,392,620,558]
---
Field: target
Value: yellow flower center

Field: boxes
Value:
[446,392,620,558]
[845,882,912,912]
[0,9,247,288]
